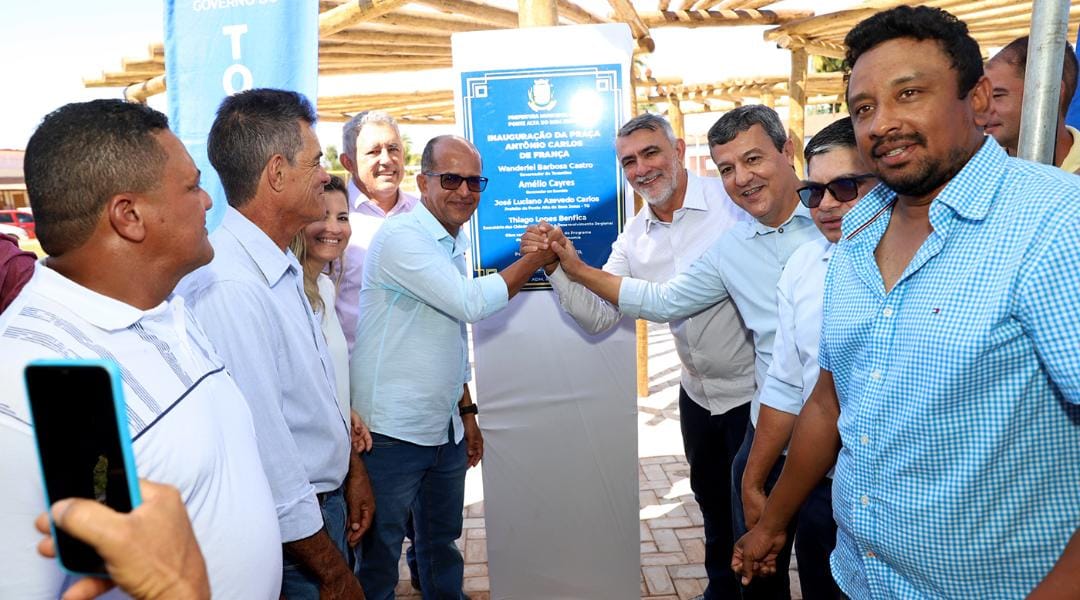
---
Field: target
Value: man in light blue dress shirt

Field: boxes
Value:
[746,117,875,600]
[521,113,755,599]
[351,135,551,600]
[177,89,371,599]
[546,105,821,600]
[733,7,1080,598]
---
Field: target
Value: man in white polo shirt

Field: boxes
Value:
[0,100,281,598]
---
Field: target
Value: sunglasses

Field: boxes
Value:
[423,171,489,193]
[797,174,876,208]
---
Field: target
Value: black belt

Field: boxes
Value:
[316,485,342,505]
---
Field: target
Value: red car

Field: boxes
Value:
[0,209,35,239]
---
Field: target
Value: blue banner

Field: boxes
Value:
[1068,29,1080,128]
[165,0,318,231]
[461,65,625,289]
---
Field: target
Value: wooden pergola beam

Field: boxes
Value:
[322,98,454,114]
[642,9,814,28]
[606,0,653,43]
[319,62,453,75]
[120,58,164,71]
[320,43,453,57]
[695,0,778,10]
[370,10,503,33]
[319,111,456,124]
[555,0,610,25]
[319,55,455,67]
[84,73,160,87]
[318,0,412,36]
[767,33,846,59]
[319,89,454,108]
[123,76,166,103]
[414,0,522,28]
[789,47,808,176]
[326,29,451,46]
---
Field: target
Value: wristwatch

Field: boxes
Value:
[459,404,479,416]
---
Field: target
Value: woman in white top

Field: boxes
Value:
[290,175,371,452]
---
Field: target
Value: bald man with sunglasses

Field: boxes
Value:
[740,117,876,600]
[350,135,550,600]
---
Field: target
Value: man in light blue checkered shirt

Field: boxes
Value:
[733,6,1080,599]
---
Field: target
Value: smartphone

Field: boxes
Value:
[24,359,142,576]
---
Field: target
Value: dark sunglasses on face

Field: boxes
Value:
[797,174,876,208]
[423,171,489,193]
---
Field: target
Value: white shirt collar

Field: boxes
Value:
[31,262,173,332]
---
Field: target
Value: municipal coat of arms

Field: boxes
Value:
[528,79,557,112]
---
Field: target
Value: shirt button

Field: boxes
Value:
[882,307,894,317]
[860,434,869,445]
[867,551,877,558]
[861,495,870,506]
[870,370,881,380]
[778,227,784,233]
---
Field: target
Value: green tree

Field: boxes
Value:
[402,133,420,167]
[812,56,846,73]
[323,144,343,171]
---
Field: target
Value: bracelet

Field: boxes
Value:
[459,404,478,416]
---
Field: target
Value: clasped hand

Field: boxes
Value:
[518,221,584,278]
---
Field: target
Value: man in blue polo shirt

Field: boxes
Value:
[733,6,1080,598]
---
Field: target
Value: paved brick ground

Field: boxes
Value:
[393,323,802,599]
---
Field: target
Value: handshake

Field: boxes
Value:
[518,220,586,280]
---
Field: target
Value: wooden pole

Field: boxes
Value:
[627,91,650,399]
[667,97,685,138]
[788,48,808,177]
[518,0,557,27]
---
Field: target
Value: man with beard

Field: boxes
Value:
[535,106,822,599]
[522,112,753,599]
[732,6,1080,598]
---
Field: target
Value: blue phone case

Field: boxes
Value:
[24,358,142,578]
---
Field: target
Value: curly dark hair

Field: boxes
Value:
[844,5,983,99]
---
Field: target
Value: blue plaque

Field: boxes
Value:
[461,65,625,289]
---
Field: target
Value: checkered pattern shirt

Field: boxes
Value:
[820,139,1080,599]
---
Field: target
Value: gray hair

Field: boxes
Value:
[617,113,677,146]
[342,110,401,162]
[706,105,787,152]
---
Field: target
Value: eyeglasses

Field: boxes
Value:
[423,171,489,193]
[797,174,876,208]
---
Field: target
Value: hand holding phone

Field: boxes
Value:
[24,359,141,577]
[35,480,210,600]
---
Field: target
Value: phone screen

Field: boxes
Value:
[25,363,135,575]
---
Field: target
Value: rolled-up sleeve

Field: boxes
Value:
[183,280,323,542]
[548,264,623,335]
[619,243,729,322]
